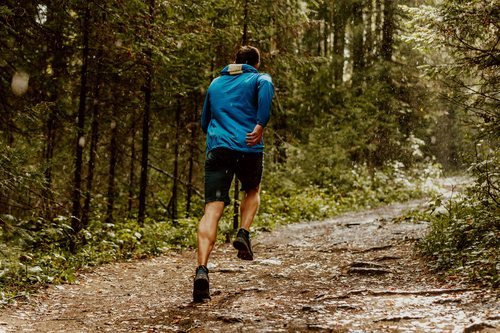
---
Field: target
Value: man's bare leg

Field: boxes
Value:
[197,201,225,266]
[232,186,260,261]
[240,186,260,231]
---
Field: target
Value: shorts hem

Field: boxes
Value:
[205,199,231,207]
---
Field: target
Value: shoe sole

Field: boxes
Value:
[193,278,210,302]
[233,238,254,261]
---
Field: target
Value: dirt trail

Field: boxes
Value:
[1,181,498,332]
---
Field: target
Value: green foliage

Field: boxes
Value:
[419,187,499,287]
[0,145,46,210]
[400,0,499,287]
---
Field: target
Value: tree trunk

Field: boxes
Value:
[233,178,239,230]
[82,44,103,228]
[322,1,330,57]
[351,0,365,93]
[70,4,90,250]
[138,0,155,226]
[333,0,348,85]
[317,21,322,56]
[185,97,198,218]
[43,109,56,217]
[171,99,181,222]
[375,0,382,53]
[128,114,137,218]
[43,3,66,219]
[381,0,394,61]
[365,0,374,64]
[105,107,118,224]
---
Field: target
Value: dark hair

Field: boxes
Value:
[235,46,260,66]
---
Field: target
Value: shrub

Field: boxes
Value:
[419,188,499,287]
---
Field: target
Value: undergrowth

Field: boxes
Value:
[418,188,499,288]
[1,160,441,303]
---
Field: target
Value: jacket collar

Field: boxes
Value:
[221,64,258,75]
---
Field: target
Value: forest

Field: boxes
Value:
[0,0,498,299]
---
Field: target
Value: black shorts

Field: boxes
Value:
[204,148,263,206]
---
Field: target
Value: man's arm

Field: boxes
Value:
[201,91,211,134]
[256,74,274,127]
[246,74,274,146]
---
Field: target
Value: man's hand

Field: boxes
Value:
[246,124,264,146]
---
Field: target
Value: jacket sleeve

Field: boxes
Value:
[256,74,274,127]
[201,91,211,134]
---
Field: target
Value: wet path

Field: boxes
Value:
[0,195,498,332]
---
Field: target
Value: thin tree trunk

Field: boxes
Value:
[233,178,239,230]
[105,107,118,224]
[82,45,103,228]
[381,0,395,61]
[43,110,55,216]
[128,114,137,218]
[317,21,322,56]
[365,0,374,64]
[351,0,365,93]
[333,0,348,85]
[323,3,329,57]
[171,99,181,222]
[375,0,382,57]
[70,4,90,250]
[43,3,66,219]
[138,0,155,226]
[185,97,198,218]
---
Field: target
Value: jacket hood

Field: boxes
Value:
[220,64,258,75]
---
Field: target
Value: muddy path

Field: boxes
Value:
[1,183,498,332]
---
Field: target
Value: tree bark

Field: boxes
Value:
[365,0,374,64]
[138,0,155,226]
[43,2,66,219]
[333,0,348,85]
[317,21,322,56]
[70,4,90,250]
[185,97,198,218]
[171,99,181,222]
[381,0,395,61]
[105,108,118,224]
[322,1,330,57]
[351,0,365,93]
[128,114,137,218]
[82,42,103,229]
[375,0,383,54]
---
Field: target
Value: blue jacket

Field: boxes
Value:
[201,64,274,153]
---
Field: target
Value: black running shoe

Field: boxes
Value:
[233,228,254,261]
[193,265,210,302]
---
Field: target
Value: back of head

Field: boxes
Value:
[235,46,260,67]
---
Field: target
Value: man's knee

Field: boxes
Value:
[204,201,225,219]
[243,186,261,206]
[245,185,260,196]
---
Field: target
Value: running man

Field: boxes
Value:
[193,46,274,302]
